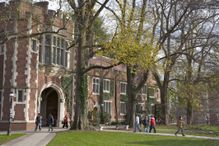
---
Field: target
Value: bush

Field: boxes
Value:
[111,120,127,125]
[101,112,111,124]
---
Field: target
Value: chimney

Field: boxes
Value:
[34,1,49,14]
[0,2,6,7]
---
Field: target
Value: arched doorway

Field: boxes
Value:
[40,87,58,126]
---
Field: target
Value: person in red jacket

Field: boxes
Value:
[149,115,156,133]
[62,114,69,128]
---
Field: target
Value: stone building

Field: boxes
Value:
[87,56,160,123]
[0,0,161,131]
[0,0,74,131]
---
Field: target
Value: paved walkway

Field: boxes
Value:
[1,128,69,146]
[102,129,219,140]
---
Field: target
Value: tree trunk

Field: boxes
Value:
[186,49,193,125]
[114,73,119,124]
[160,87,167,124]
[186,99,193,125]
[69,0,110,130]
[159,71,170,125]
[72,13,88,129]
[99,71,104,124]
[126,66,136,127]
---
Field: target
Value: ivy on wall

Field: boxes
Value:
[120,94,128,102]
[61,75,73,113]
[80,75,88,114]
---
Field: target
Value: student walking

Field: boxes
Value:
[62,114,69,128]
[149,115,156,133]
[142,116,148,132]
[48,113,54,132]
[35,113,42,131]
[175,116,185,136]
[134,115,141,132]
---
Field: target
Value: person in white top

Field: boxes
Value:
[134,115,141,132]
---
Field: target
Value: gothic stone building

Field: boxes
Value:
[0,0,161,131]
[0,0,74,131]
[87,56,160,122]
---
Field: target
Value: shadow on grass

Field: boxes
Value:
[126,138,219,146]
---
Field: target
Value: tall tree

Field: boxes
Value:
[101,0,158,126]
[173,10,219,124]
[67,0,110,130]
[150,0,217,124]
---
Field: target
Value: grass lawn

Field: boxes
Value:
[156,125,219,137]
[48,131,219,146]
[0,134,24,145]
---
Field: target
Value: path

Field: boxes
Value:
[1,128,68,146]
[102,129,219,140]
[2,127,219,146]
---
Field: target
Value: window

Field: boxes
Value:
[45,46,51,64]
[120,102,127,114]
[103,79,110,93]
[38,37,43,63]
[148,87,155,98]
[217,114,219,122]
[103,101,112,114]
[120,82,127,95]
[57,48,61,64]
[45,35,51,45]
[92,78,100,94]
[142,85,147,95]
[53,36,57,46]
[57,37,60,47]
[53,47,57,64]
[17,90,25,102]
[61,38,65,48]
[65,51,68,67]
[51,35,69,67]
[65,42,69,68]
[31,39,37,52]
[136,103,144,112]
[39,45,42,63]
[61,49,64,65]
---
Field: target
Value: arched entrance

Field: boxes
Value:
[40,87,59,126]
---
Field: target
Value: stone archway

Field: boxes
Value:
[39,84,65,127]
[40,87,58,126]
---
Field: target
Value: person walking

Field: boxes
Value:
[48,113,54,132]
[134,115,141,132]
[149,115,156,133]
[175,116,185,136]
[35,113,42,131]
[143,116,148,132]
[62,114,69,128]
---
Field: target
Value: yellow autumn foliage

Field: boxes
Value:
[100,28,158,70]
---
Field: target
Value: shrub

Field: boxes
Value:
[101,112,111,124]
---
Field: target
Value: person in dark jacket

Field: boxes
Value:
[48,113,54,132]
[35,113,42,131]
[142,116,148,132]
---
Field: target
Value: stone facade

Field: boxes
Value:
[87,56,160,123]
[0,0,74,131]
[0,0,161,131]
